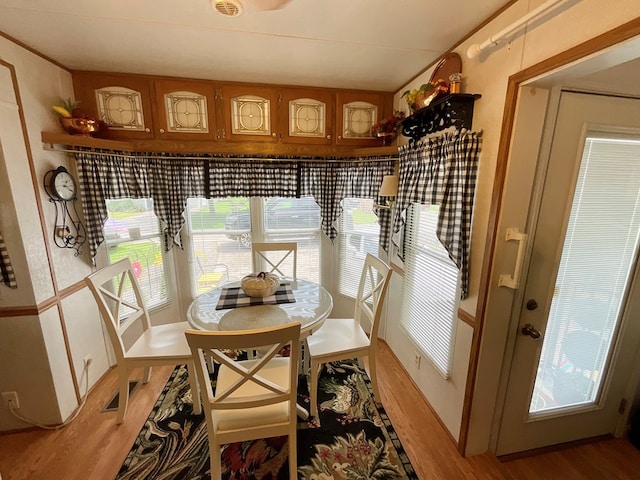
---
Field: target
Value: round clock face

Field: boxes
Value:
[51,168,76,201]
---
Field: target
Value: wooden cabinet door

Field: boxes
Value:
[153,79,217,141]
[279,88,333,145]
[220,84,278,143]
[72,71,155,140]
[335,91,392,146]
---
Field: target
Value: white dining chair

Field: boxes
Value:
[306,253,392,418]
[85,258,201,423]
[252,242,297,278]
[185,323,301,480]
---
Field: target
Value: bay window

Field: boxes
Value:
[185,196,321,297]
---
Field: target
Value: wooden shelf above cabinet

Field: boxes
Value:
[41,131,399,159]
[400,93,481,142]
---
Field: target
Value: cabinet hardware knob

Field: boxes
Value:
[159,128,165,134]
[145,128,150,133]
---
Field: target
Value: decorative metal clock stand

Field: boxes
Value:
[43,166,86,256]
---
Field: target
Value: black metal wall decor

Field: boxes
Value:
[43,166,86,256]
[401,93,481,142]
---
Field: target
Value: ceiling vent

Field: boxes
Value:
[211,0,243,17]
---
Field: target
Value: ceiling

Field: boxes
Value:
[0,0,511,92]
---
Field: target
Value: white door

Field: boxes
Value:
[496,91,640,455]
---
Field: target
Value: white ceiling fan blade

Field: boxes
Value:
[252,0,292,10]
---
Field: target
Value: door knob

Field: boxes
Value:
[526,299,538,310]
[521,323,541,339]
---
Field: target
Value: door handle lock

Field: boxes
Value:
[526,299,538,310]
[521,323,541,339]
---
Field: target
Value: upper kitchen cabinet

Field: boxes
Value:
[335,91,392,147]
[279,88,333,145]
[72,71,155,140]
[153,79,217,141]
[220,84,278,143]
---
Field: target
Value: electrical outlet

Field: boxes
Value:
[84,354,93,366]
[414,352,421,369]
[2,391,19,409]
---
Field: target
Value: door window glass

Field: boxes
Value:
[530,135,640,413]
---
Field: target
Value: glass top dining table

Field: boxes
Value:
[186,278,334,338]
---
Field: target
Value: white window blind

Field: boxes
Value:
[185,196,322,297]
[103,198,169,311]
[263,196,321,283]
[401,203,461,378]
[337,198,380,299]
[185,197,249,297]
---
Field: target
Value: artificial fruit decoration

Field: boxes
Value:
[52,97,80,118]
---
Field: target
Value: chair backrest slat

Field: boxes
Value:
[85,258,152,362]
[186,323,300,412]
[252,242,298,278]
[354,254,392,339]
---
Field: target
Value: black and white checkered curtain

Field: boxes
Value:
[394,130,481,298]
[147,154,206,250]
[208,159,298,198]
[76,151,205,258]
[76,150,396,260]
[0,232,17,288]
[300,158,396,249]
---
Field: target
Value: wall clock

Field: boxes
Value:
[46,166,77,201]
[43,166,86,255]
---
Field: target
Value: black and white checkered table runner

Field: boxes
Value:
[215,282,296,310]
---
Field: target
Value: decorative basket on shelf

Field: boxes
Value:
[371,111,405,145]
[241,272,280,298]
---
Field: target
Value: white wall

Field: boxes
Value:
[384,0,640,450]
[0,36,108,431]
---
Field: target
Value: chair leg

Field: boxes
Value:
[288,424,298,479]
[310,360,321,418]
[210,441,222,480]
[368,354,380,401]
[301,339,310,374]
[186,361,202,415]
[116,366,130,424]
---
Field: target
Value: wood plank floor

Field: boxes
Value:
[0,341,639,479]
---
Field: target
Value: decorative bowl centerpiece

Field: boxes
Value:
[52,97,102,137]
[59,117,101,137]
[241,272,279,298]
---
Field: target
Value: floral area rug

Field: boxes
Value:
[116,359,418,479]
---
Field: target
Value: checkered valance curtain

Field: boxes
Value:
[394,130,482,298]
[299,158,396,249]
[208,160,298,198]
[76,151,396,259]
[76,151,206,258]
